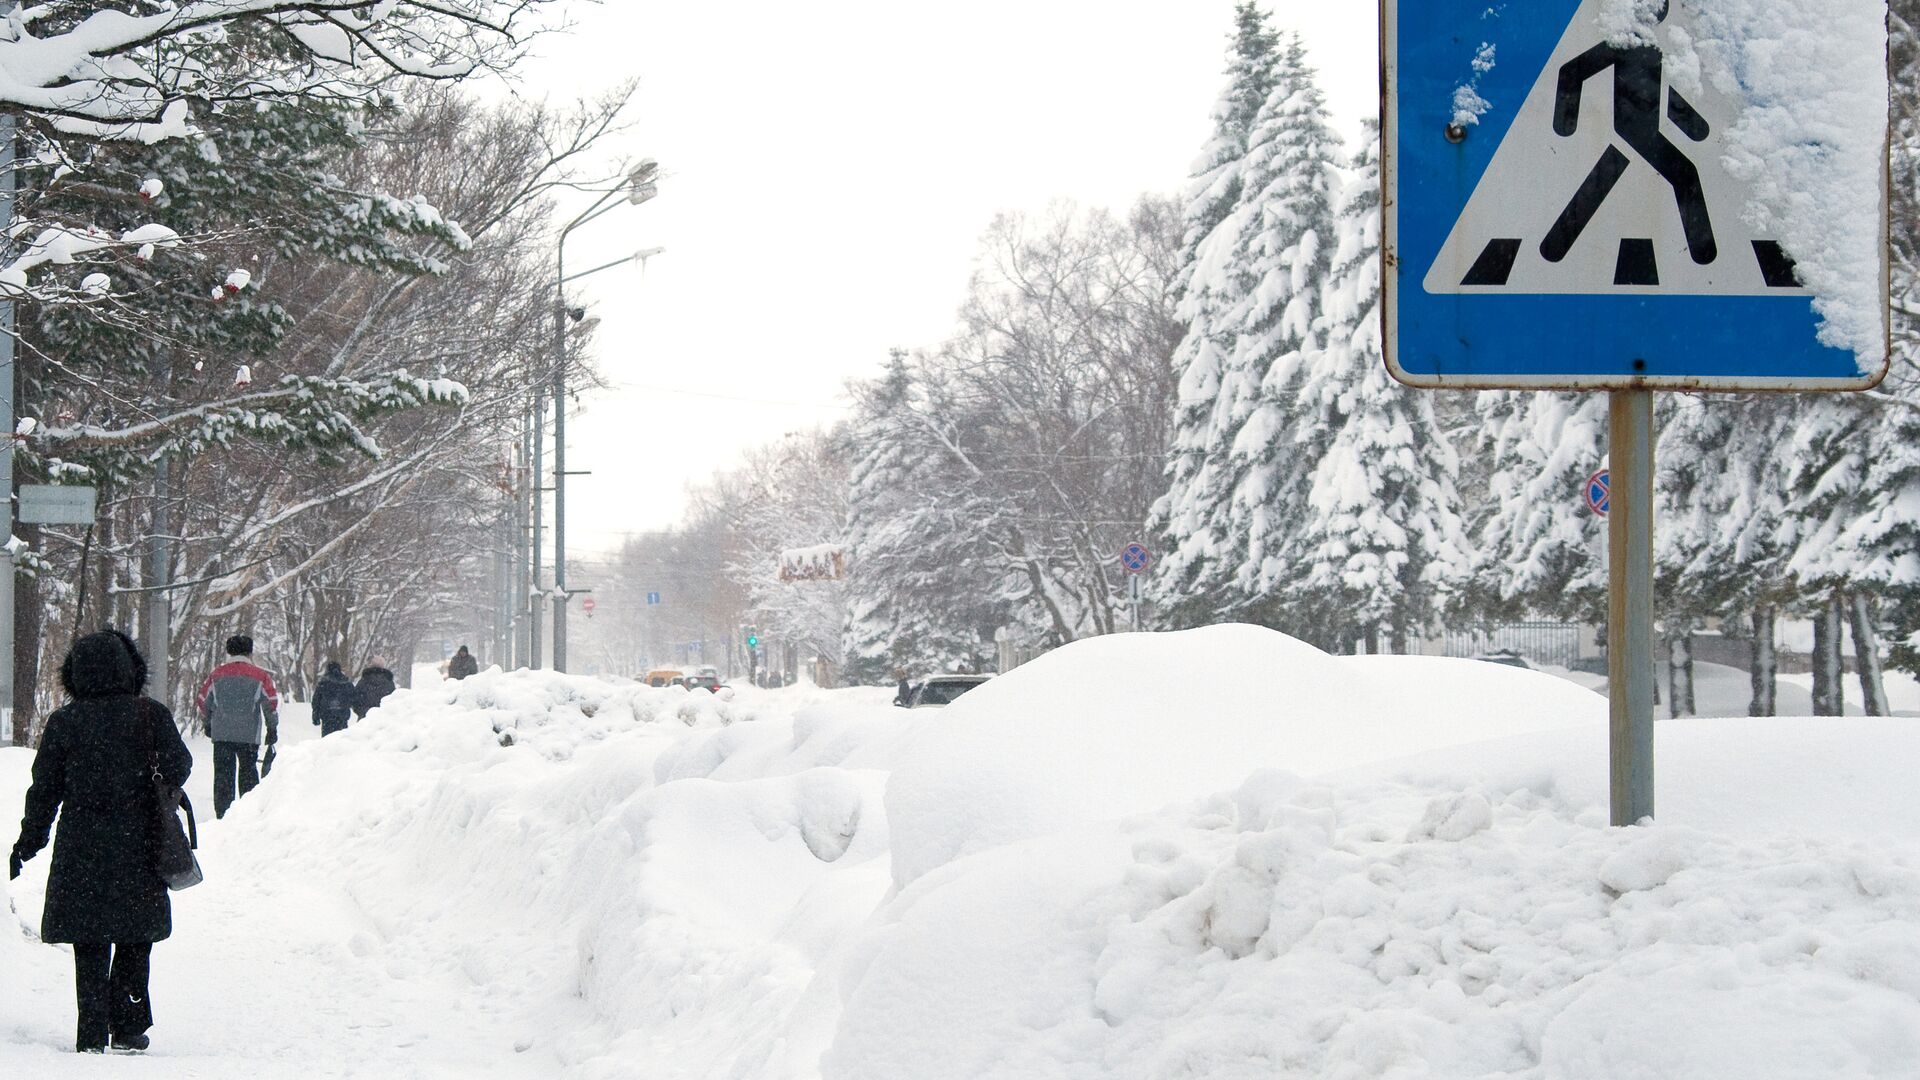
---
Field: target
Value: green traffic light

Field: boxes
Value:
[747,635,759,648]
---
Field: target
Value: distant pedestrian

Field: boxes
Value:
[447,645,479,681]
[892,668,913,707]
[11,629,192,1054]
[354,657,397,719]
[311,660,356,737]
[196,635,279,819]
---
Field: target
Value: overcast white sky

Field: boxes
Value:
[505,1,1380,554]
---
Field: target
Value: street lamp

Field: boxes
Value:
[549,162,661,673]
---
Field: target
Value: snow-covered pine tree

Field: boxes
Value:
[26,93,472,486]
[1464,391,1610,623]
[840,351,1004,679]
[1153,2,1281,626]
[1781,395,1878,714]
[1870,0,1920,685]
[1292,121,1467,653]
[1656,394,1797,714]
[1218,33,1347,637]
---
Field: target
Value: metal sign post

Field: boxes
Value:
[1383,0,1889,827]
[1609,392,1655,824]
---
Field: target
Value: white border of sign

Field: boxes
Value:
[1379,0,1893,392]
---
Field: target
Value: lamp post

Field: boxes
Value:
[551,159,659,673]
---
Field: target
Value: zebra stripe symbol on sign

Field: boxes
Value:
[1426,0,1801,296]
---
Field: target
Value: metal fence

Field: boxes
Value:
[1442,622,1587,670]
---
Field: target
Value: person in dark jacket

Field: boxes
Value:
[311,660,356,736]
[10,629,191,1054]
[196,634,279,818]
[353,657,398,719]
[447,645,479,681]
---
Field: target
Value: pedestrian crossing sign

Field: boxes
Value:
[1381,0,1889,390]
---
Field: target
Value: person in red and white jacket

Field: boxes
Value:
[195,635,279,819]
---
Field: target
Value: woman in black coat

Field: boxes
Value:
[9,629,192,1054]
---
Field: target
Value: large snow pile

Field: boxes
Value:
[6,628,1919,1079]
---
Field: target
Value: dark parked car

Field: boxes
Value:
[1472,649,1533,670]
[898,674,991,708]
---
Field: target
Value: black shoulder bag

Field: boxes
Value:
[139,699,203,891]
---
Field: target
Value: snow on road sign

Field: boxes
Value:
[1425,1,1796,298]
[1585,469,1610,516]
[1382,0,1889,390]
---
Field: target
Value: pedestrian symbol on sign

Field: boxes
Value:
[1425,0,1803,297]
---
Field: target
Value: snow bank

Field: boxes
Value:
[885,626,1603,887]
[8,631,1918,1079]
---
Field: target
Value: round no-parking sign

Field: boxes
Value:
[1585,469,1610,516]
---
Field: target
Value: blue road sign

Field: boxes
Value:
[1585,468,1609,516]
[646,591,661,606]
[1382,0,1887,391]
[1120,542,1151,575]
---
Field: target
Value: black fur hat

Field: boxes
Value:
[60,629,149,699]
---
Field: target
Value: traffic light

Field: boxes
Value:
[746,629,760,648]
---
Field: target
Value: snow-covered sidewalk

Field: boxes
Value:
[3,703,587,1078]
[5,628,1920,1078]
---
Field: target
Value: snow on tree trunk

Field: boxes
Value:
[1749,606,1778,717]
[1850,592,1889,717]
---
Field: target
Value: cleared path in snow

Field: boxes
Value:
[2,703,583,1078]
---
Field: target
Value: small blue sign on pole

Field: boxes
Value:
[1585,468,1610,517]
[1119,542,1151,575]
[1382,0,1888,391]
[646,591,661,606]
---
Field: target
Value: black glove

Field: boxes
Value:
[8,849,22,881]
[264,726,278,746]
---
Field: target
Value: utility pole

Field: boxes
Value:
[552,279,569,672]
[549,159,658,673]
[530,395,544,668]
[1,104,17,744]
[143,455,171,707]
[515,411,532,668]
